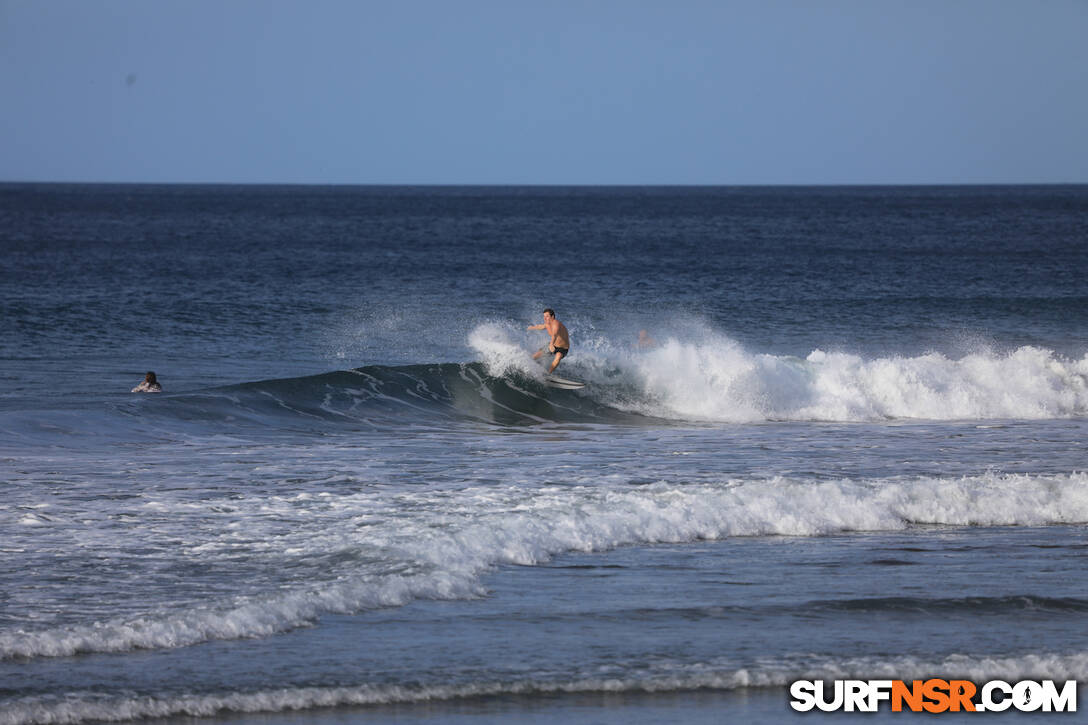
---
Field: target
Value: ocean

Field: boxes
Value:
[1,184,1087,724]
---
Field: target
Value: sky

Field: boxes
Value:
[1,0,1086,185]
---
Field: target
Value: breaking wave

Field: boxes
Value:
[5,471,1087,660]
[99,339,1088,433]
[471,323,1088,422]
[6,327,1084,447]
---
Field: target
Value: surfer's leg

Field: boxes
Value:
[532,348,545,360]
[548,351,563,373]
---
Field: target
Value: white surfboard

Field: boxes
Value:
[545,374,586,390]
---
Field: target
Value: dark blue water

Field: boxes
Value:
[1,184,1087,724]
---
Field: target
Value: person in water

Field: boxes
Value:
[528,308,570,373]
[132,371,162,393]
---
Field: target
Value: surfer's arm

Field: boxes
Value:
[527,323,546,331]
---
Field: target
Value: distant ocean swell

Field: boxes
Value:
[3,652,1086,725]
[6,472,1087,660]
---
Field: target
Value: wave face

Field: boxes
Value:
[208,341,1088,430]
[5,328,1079,444]
[4,343,1086,454]
[159,362,651,429]
[89,333,1085,433]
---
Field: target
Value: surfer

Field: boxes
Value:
[528,308,570,373]
[132,371,162,393]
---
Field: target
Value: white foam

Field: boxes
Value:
[467,321,1088,421]
[468,321,548,380]
[5,471,1087,660]
[0,572,482,660]
[3,651,1086,724]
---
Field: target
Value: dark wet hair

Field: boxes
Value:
[145,371,157,384]
[543,308,555,317]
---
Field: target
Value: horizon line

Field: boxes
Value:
[3,179,1087,189]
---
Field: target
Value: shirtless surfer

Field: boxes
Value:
[528,308,570,373]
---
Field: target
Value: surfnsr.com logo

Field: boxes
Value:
[789,679,1077,713]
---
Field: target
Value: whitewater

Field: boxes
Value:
[5,471,1088,662]
[470,322,1088,422]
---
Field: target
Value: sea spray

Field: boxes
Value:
[468,323,1088,422]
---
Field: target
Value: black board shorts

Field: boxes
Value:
[549,346,569,359]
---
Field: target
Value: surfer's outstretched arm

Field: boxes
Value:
[527,323,546,331]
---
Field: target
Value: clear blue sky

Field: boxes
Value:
[2,0,1086,184]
